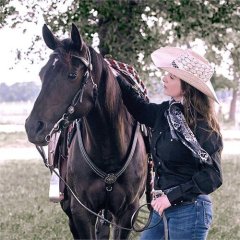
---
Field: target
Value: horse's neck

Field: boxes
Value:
[82,103,131,164]
[80,53,132,166]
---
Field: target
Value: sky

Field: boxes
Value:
[0,0,71,86]
[0,0,232,87]
[0,23,48,86]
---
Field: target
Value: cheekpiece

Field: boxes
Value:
[172,53,214,82]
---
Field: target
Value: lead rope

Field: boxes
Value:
[163,212,168,240]
[58,161,163,234]
[76,118,169,236]
[35,145,167,235]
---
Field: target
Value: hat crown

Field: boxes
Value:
[173,49,214,83]
[150,46,219,103]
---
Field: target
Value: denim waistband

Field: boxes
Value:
[162,186,211,202]
[197,194,211,203]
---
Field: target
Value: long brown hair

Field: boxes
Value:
[181,80,221,135]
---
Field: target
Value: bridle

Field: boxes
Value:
[36,46,97,169]
[43,47,98,143]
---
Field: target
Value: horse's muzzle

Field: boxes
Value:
[25,118,49,146]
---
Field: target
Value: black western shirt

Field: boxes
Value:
[119,81,223,204]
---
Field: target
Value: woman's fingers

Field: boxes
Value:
[151,195,171,215]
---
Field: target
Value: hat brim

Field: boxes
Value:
[151,47,219,103]
[160,67,219,103]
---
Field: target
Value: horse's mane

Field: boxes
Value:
[90,47,133,151]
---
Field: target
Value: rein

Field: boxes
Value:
[36,145,162,233]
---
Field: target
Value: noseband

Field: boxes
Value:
[45,47,98,142]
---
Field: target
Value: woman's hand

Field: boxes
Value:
[151,195,171,215]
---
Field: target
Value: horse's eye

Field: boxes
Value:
[68,72,77,80]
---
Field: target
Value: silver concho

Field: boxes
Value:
[104,174,117,184]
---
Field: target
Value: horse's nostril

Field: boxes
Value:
[36,121,45,133]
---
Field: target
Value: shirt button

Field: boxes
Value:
[159,131,162,134]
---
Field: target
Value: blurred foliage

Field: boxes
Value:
[41,0,168,82]
[42,1,239,86]
[1,0,239,119]
[0,0,15,27]
[212,74,236,90]
[1,1,239,84]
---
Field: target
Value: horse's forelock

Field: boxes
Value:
[54,38,87,56]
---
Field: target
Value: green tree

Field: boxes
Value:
[159,0,239,122]
[45,0,169,80]
[45,0,240,122]
[2,0,239,122]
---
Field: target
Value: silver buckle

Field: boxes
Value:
[152,189,164,200]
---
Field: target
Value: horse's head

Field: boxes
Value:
[25,24,97,145]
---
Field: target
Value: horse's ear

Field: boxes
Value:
[42,24,60,50]
[71,23,83,51]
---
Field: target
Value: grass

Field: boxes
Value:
[209,154,240,240]
[0,154,239,240]
[0,132,28,148]
[0,160,71,240]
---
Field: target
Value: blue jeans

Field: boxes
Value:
[140,195,213,240]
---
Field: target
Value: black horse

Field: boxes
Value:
[25,24,148,239]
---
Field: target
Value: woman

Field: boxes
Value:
[117,47,223,239]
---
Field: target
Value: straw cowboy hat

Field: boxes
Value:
[151,47,219,103]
